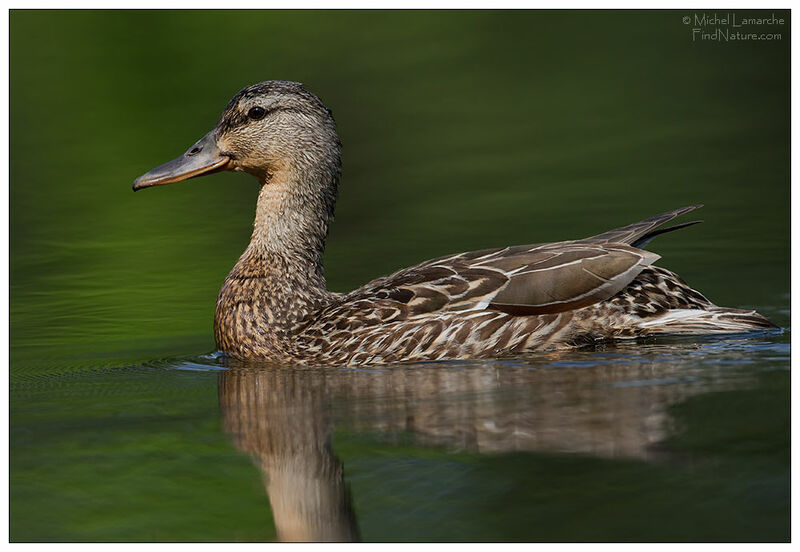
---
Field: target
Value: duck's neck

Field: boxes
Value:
[243,164,336,283]
[215,160,340,357]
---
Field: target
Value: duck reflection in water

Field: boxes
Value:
[217,344,756,542]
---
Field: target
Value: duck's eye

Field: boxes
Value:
[248,106,267,120]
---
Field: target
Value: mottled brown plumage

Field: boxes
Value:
[133,81,777,365]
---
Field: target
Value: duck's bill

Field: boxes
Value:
[132,131,230,191]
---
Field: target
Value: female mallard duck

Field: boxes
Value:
[133,81,776,365]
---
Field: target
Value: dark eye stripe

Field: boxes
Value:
[252,106,304,117]
[217,106,306,133]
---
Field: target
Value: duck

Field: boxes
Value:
[133,80,777,365]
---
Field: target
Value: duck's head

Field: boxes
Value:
[133,81,340,191]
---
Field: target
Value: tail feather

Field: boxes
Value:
[630,220,703,249]
[638,307,778,335]
[583,205,704,247]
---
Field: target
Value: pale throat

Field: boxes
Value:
[234,165,333,291]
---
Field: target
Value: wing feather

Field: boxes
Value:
[349,243,658,318]
[487,245,659,315]
[344,206,701,321]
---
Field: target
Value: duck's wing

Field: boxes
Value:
[409,205,703,267]
[344,206,702,321]
[348,242,659,318]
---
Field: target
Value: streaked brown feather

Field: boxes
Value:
[348,243,659,319]
[488,245,659,315]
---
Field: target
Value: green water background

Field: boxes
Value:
[10,10,789,541]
